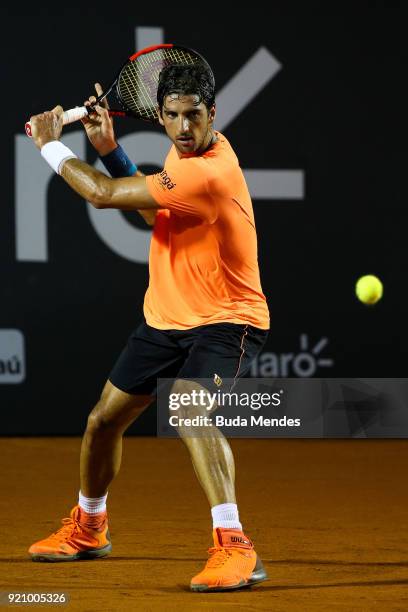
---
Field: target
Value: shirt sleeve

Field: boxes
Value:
[145,158,218,224]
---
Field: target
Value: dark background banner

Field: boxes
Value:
[1,9,406,434]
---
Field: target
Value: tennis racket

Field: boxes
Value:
[25,44,214,137]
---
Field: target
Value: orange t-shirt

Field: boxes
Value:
[145,131,269,330]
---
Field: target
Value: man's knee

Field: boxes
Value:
[86,401,119,434]
[86,383,153,435]
[170,379,211,417]
[169,379,217,441]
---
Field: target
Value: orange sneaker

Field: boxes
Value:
[28,506,112,562]
[190,527,268,592]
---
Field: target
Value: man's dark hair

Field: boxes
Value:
[157,63,215,111]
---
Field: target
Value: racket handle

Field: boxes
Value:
[25,106,89,138]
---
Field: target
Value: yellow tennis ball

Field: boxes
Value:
[355,275,383,305]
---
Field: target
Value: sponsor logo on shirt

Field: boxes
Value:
[157,170,176,190]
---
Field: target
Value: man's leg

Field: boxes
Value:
[80,380,152,497]
[173,324,268,513]
[171,323,269,591]
[28,380,153,561]
[172,379,236,507]
[29,319,184,562]
[173,378,267,592]
[183,432,236,506]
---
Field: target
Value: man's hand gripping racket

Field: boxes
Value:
[25,44,214,137]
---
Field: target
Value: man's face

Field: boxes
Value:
[158,94,215,155]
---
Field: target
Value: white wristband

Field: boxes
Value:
[41,140,77,175]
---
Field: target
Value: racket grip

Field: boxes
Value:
[25,106,89,138]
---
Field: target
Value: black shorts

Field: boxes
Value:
[109,320,269,395]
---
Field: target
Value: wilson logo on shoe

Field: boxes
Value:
[231,536,249,544]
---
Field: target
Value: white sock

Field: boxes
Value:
[211,502,242,530]
[78,491,108,514]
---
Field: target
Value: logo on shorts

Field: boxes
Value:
[213,373,222,387]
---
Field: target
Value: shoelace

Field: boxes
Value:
[48,516,83,543]
[206,546,233,568]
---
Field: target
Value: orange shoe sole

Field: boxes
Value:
[190,555,268,592]
[30,542,112,563]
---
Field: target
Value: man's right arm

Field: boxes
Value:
[81,84,157,226]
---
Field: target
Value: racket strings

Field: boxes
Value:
[119,57,151,117]
[119,57,159,120]
[117,47,208,122]
[121,65,153,118]
[131,51,162,115]
[125,50,160,113]
[122,49,184,118]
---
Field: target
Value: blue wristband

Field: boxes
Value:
[99,144,138,177]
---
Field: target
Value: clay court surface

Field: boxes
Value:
[1,437,407,611]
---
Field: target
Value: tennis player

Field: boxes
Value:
[27,63,270,592]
